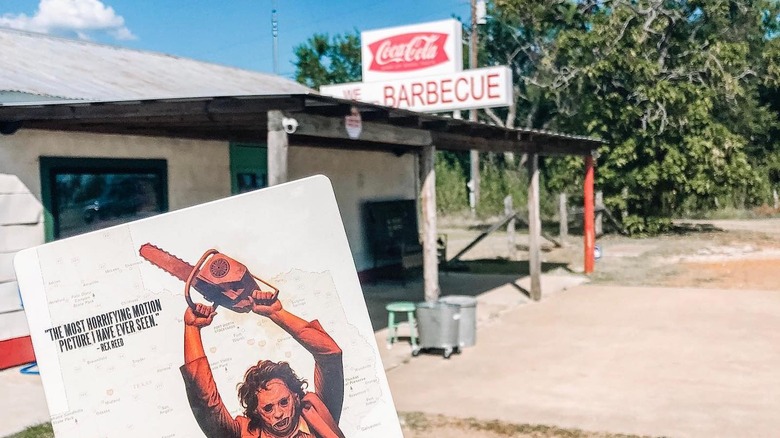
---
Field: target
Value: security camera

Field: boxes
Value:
[282,117,299,134]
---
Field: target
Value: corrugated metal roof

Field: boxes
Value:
[0,27,311,101]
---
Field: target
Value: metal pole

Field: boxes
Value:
[584,154,595,274]
[469,0,480,212]
[272,1,279,74]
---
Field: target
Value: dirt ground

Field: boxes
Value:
[397,217,780,438]
[9,218,780,438]
[437,216,780,291]
[587,219,780,291]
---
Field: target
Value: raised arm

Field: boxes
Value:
[252,291,345,423]
[180,304,241,438]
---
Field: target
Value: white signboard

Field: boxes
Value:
[361,19,462,82]
[321,65,513,113]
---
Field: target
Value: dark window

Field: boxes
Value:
[229,143,267,195]
[40,157,167,240]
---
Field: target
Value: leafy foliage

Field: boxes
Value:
[293,31,361,88]
[435,152,469,214]
[9,423,54,438]
[477,157,529,217]
[292,2,780,234]
[542,0,780,230]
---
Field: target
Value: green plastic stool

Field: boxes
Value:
[386,301,417,349]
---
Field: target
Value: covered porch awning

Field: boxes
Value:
[0,93,604,300]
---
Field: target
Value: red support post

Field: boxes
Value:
[584,154,595,274]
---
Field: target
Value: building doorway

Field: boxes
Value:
[230,143,267,194]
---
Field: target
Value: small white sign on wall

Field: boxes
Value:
[345,107,362,139]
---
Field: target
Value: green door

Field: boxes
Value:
[230,143,268,194]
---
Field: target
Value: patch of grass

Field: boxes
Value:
[687,206,780,220]
[399,412,657,437]
[5,423,53,438]
[400,411,431,431]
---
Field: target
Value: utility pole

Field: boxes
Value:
[271,0,279,74]
[469,0,480,212]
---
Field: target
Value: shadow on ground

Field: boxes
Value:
[443,259,570,276]
[361,259,569,331]
[670,222,725,234]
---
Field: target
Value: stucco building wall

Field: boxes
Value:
[0,130,419,272]
[0,130,230,210]
[289,145,418,271]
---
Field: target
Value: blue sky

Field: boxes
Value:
[0,0,471,78]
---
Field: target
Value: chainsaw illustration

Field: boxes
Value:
[139,243,279,313]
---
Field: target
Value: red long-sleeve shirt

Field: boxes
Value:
[181,319,345,438]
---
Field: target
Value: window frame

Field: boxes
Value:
[39,157,168,241]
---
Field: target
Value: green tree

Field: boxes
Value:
[435,153,469,214]
[291,3,780,229]
[541,0,780,232]
[481,0,586,131]
[293,31,361,88]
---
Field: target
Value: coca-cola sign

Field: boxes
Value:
[361,19,462,82]
[368,32,449,72]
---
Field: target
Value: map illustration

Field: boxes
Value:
[15,176,402,437]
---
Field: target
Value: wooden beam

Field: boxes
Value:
[447,212,515,263]
[21,124,267,142]
[471,149,480,210]
[559,193,568,244]
[504,195,516,260]
[432,131,597,155]
[595,190,604,236]
[431,131,532,153]
[0,96,304,121]
[539,142,594,156]
[21,112,271,126]
[420,144,440,302]
[289,135,416,155]
[419,119,450,130]
[291,112,431,147]
[527,153,542,301]
[388,111,420,127]
[267,110,289,186]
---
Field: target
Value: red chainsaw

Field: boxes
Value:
[139,243,279,313]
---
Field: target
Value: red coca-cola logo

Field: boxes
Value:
[368,32,449,72]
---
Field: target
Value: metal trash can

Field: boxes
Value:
[414,301,460,359]
[439,295,477,348]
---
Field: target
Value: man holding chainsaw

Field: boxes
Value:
[180,290,346,438]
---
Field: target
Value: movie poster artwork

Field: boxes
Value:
[15,176,403,437]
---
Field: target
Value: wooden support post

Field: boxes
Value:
[621,187,629,220]
[504,195,515,260]
[595,191,603,236]
[470,150,480,214]
[267,110,288,186]
[469,0,480,213]
[584,154,595,274]
[527,154,542,301]
[420,144,440,302]
[559,193,568,244]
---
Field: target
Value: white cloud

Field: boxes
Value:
[0,0,136,40]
